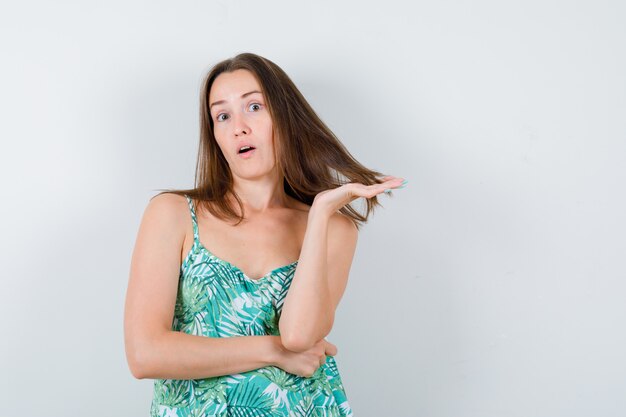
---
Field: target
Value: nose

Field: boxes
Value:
[232,112,249,136]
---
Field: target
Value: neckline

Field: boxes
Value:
[195,241,299,283]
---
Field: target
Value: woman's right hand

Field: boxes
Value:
[272,337,338,377]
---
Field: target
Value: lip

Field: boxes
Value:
[238,148,256,159]
[236,142,255,151]
[236,142,255,154]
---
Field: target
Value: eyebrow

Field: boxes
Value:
[209,90,263,110]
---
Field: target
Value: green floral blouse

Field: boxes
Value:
[149,195,354,417]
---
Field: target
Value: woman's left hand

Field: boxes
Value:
[312,175,406,217]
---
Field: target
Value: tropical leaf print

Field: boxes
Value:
[192,376,228,404]
[288,395,316,417]
[149,195,354,417]
[223,374,276,410]
[153,379,192,408]
[253,365,302,392]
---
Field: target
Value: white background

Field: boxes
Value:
[1,1,625,416]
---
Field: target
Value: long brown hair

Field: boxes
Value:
[155,52,392,231]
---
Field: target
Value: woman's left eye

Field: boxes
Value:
[248,103,262,111]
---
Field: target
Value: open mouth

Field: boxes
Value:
[238,146,256,154]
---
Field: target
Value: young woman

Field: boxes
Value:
[124,52,407,417]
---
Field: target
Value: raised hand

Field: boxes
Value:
[312,175,407,216]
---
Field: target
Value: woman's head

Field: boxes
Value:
[208,68,277,182]
[199,52,319,190]
[161,52,389,229]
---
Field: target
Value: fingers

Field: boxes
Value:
[384,177,405,186]
[351,182,399,198]
[366,177,405,189]
[374,177,406,196]
[377,175,403,183]
[324,341,338,356]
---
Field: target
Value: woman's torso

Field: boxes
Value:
[179,194,309,279]
[150,194,354,417]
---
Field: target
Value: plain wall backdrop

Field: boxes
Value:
[1,1,625,416]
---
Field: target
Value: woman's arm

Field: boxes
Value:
[124,194,282,379]
[279,177,402,352]
[129,331,282,380]
[279,206,358,352]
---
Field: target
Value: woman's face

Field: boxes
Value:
[208,69,276,179]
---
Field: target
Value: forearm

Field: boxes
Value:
[132,331,281,380]
[279,207,334,351]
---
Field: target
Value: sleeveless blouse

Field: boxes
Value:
[150,195,354,417]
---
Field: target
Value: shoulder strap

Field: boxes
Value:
[184,195,200,244]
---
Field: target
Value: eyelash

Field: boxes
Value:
[216,103,262,122]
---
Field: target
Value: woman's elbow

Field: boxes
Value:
[280,331,318,353]
[280,320,334,353]
[125,336,153,379]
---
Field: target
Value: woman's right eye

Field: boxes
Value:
[216,113,228,122]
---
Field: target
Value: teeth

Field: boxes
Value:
[239,146,252,153]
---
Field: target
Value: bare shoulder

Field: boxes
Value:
[285,196,312,213]
[286,196,358,237]
[136,192,191,256]
[142,192,189,228]
[328,210,359,236]
[147,192,188,214]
